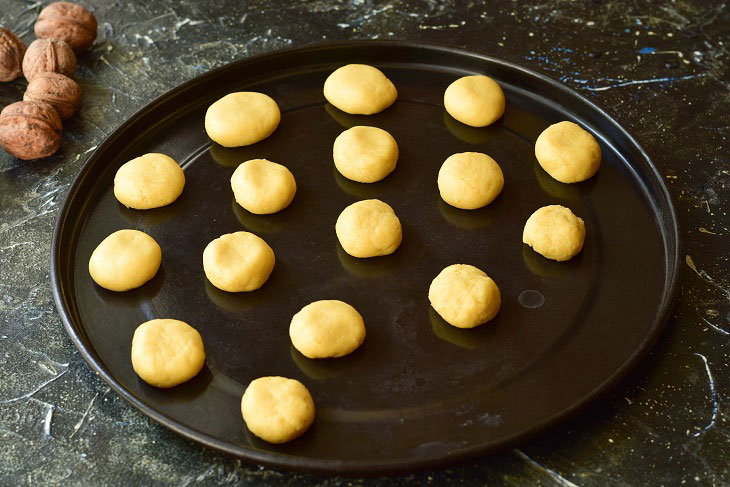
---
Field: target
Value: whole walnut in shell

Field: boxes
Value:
[24,72,81,120]
[0,101,62,160]
[35,2,98,54]
[22,38,76,82]
[0,27,26,82]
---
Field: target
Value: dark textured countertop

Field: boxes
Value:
[1,0,728,484]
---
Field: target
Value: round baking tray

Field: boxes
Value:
[51,41,681,475]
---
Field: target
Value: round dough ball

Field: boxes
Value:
[333,126,398,183]
[444,75,505,127]
[203,231,275,292]
[290,300,366,359]
[429,264,501,329]
[241,376,315,443]
[231,159,296,214]
[324,64,397,115]
[534,121,601,183]
[88,229,161,292]
[114,153,185,209]
[131,319,205,388]
[335,199,402,258]
[438,152,504,209]
[523,205,586,261]
[205,92,280,147]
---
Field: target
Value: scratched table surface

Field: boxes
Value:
[1,0,728,485]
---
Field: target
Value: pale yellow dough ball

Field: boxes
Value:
[131,319,205,388]
[241,376,315,444]
[429,264,501,328]
[333,126,398,183]
[290,300,366,359]
[88,229,161,292]
[335,199,402,258]
[438,152,504,209]
[231,159,296,214]
[534,121,601,183]
[324,64,397,115]
[523,205,586,261]
[205,92,280,147]
[203,231,275,292]
[114,153,185,209]
[444,75,505,127]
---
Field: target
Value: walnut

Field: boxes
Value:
[23,72,81,120]
[35,2,98,54]
[0,101,62,160]
[22,38,76,82]
[0,27,26,82]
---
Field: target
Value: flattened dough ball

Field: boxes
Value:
[89,229,161,291]
[438,152,504,209]
[444,75,505,127]
[324,64,397,115]
[333,126,398,183]
[534,121,601,183]
[241,376,315,443]
[429,264,501,328]
[231,159,296,214]
[290,300,366,359]
[131,319,205,388]
[114,153,185,209]
[205,92,280,147]
[203,231,275,292]
[335,199,402,258]
[523,205,586,261]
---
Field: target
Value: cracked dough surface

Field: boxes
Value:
[444,75,505,127]
[241,376,315,444]
[205,92,280,147]
[333,126,398,183]
[534,121,601,183]
[88,229,161,292]
[203,231,275,292]
[438,152,504,209]
[324,64,397,115]
[131,319,205,388]
[429,264,501,329]
[523,205,586,261]
[290,300,366,359]
[114,153,185,210]
[335,199,402,258]
[231,159,296,214]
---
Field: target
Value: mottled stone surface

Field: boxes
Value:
[1,0,728,484]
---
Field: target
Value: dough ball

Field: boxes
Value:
[324,64,397,115]
[429,264,501,329]
[438,152,504,209]
[333,126,398,183]
[131,319,205,388]
[114,153,185,209]
[523,205,586,261]
[89,229,161,292]
[205,92,280,147]
[290,300,366,359]
[335,199,402,258]
[241,376,315,443]
[534,121,601,183]
[203,231,275,292]
[231,159,296,214]
[444,75,505,127]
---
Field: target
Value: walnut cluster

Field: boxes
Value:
[0,2,97,160]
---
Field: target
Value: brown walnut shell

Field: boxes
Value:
[0,101,62,160]
[35,2,98,54]
[24,72,81,120]
[22,38,77,82]
[0,27,26,82]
